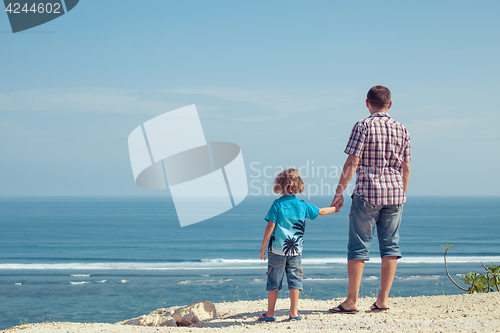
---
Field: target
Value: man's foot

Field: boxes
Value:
[369,302,389,312]
[329,301,358,314]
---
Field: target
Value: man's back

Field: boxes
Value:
[345,112,411,205]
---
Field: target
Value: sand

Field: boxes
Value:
[2,293,499,332]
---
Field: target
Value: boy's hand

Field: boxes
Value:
[260,247,266,260]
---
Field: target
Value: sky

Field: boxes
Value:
[1,0,499,197]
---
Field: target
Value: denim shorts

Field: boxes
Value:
[266,252,303,291]
[348,193,403,261]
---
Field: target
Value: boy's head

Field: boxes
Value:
[273,169,305,195]
[366,85,391,111]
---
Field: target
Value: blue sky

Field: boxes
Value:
[1,0,499,196]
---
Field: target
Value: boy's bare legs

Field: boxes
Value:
[289,289,300,317]
[331,259,365,311]
[261,290,278,317]
[372,256,397,309]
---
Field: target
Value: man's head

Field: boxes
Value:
[366,85,392,112]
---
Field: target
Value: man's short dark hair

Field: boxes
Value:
[367,85,391,109]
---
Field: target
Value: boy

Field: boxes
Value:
[259,169,336,321]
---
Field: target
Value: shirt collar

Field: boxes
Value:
[280,195,296,200]
[369,111,390,118]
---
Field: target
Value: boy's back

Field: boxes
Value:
[265,195,319,256]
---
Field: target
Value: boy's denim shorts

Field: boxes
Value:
[266,252,303,291]
[348,192,403,261]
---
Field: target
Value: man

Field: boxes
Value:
[330,85,411,313]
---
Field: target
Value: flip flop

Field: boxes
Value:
[370,302,389,312]
[289,313,303,320]
[258,313,276,322]
[329,304,359,314]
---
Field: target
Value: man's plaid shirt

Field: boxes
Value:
[345,112,411,205]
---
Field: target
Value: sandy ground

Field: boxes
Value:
[2,293,500,332]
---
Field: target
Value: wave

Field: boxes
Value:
[0,256,498,270]
[71,274,91,277]
[364,276,378,280]
[303,278,348,281]
[70,281,91,285]
[396,275,442,281]
[399,256,500,264]
[177,278,232,285]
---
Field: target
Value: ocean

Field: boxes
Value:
[0,195,499,329]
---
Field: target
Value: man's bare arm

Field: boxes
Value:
[402,161,410,193]
[330,154,360,211]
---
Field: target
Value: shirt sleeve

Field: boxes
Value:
[304,202,320,220]
[344,121,366,158]
[265,200,279,224]
[403,130,411,162]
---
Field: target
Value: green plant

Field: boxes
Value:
[441,244,500,293]
[299,288,313,299]
[5,318,30,331]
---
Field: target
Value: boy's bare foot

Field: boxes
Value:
[258,311,274,319]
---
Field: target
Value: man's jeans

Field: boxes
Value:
[348,193,403,261]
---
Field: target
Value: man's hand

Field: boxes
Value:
[331,155,359,213]
[260,247,266,260]
[331,193,344,213]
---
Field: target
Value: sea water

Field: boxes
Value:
[0,195,499,329]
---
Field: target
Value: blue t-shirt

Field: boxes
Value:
[265,195,320,256]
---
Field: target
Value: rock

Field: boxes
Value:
[172,300,217,326]
[148,306,181,316]
[140,314,177,327]
[115,316,145,325]
[115,306,179,327]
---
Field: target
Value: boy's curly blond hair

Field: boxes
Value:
[273,169,305,195]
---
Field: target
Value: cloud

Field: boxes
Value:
[0,88,194,115]
[406,117,499,142]
[0,86,355,121]
[161,86,362,122]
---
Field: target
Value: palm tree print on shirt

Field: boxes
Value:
[292,219,306,245]
[268,236,275,253]
[283,236,299,256]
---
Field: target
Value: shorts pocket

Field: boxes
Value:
[268,253,285,269]
[361,197,378,210]
[297,267,303,280]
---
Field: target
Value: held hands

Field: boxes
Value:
[260,247,266,261]
[331,193,344,213]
